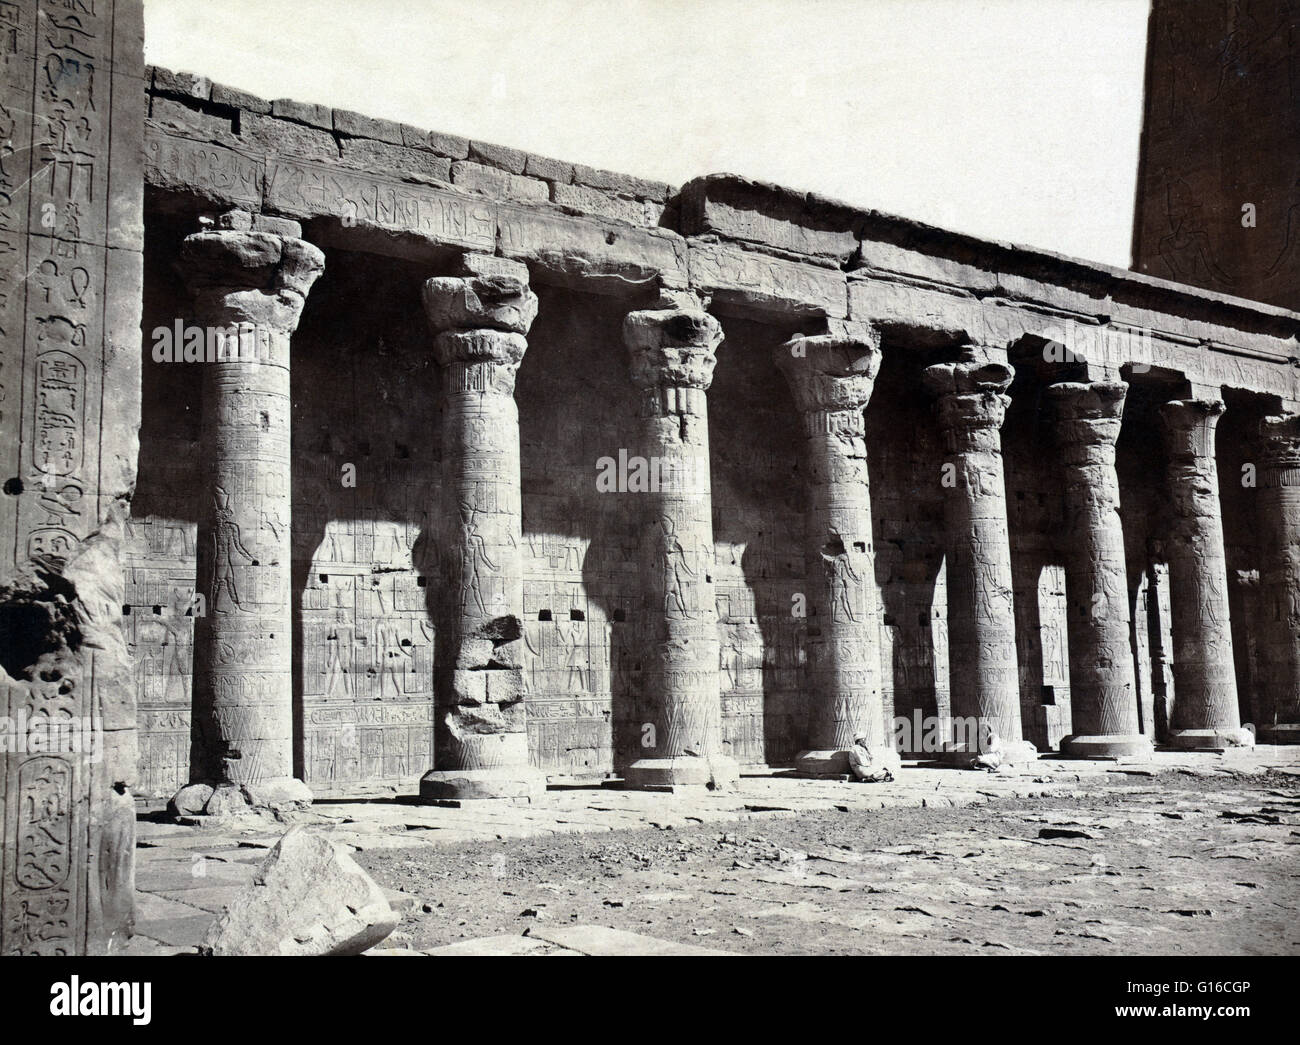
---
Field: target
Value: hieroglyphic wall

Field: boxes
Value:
[0,0,144,955]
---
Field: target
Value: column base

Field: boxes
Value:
[792,749,850,778]
[622,754,740,791]
[1165,727,1256,751]
[1060,734,1155,759]
[1255,723,1300,744]
[418,766,547,802]
[936,739,1038,769]
[170,778,313,818]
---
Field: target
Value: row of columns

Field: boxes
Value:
[175,218,1300,805]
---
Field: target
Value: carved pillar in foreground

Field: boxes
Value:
[776,328,889,775]
[1158,399,1246,748]
[183,215,324,807]
[621,293,738,789]
[1256,412,1300,742]
[924,348,1035,763]
[420,254,546,800]
[1047,382,1152,757]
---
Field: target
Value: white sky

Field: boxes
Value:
[143,0,1150,267]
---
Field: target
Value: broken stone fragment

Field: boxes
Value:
[170,783,214,817]
[204,826,398,956]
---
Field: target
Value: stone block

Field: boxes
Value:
[271,97,334,130]
[451,160,549,202]
[339,138,453,184]
[153,68,211,100]
[524,153,575,184]
[400,124,471,159]
[204,826,398,955]
[333,108,406,145]
[573,163,672,202]
[678,174,859,261]
[210,82,273,114]
[552,182,646,225]
[687,241,847,317]
[469,140,530,174]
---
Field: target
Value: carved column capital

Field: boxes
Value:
[624,295,724,393]
[422,254,538,336]
[1260,412,1300,475]
[1159,397,1225,460]
[180,219,325,333]
[423,254,536,396]
[1046,381,1127,466]
[776,328,881,436]
[924,349,1014,450]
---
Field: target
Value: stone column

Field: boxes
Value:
[621,292,738,789]
[1046,382,1152,757]
[923,348,1035,764]
[420,254,546,800]
[1256,412,1300,743]
[1158,398,1246,748]
[182,213,324,810]
[776,328,890,776]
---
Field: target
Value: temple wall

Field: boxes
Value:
[118,65,1300,799]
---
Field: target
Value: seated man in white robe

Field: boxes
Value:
[847,733,901,782]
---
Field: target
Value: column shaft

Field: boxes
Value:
[777,331,889,776]
[924,350,1034,763]
[1256,412,1300,742]
[420,254,545,800]
[1158,398,1246,748]
[182,220,323,807]
[1047,382,1152,757]
[623,295,737,789]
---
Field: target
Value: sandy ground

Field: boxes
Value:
[354,771,1300,956]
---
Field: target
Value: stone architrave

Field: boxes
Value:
[621,292,739,789]
[0,0,145,955]
[1046,382,1152,758]
[923,348,1035,764]
[776,327,890,776]
[1157,399,1247,749]
[420,254,546,800]
[1255,412,1300,743]
[182,213,325,807]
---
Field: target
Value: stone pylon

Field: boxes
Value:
[621,291,738,789]
[924,347,1035,764]
[1046,382,1152,758]
[1255,411,1300,743]
[1158,398,1247,749]
[420,254,547,800]
[182,212,324,808]
[776,327,889,775]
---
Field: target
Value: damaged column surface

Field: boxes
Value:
[621,293,739,789]
[420,254,546,801]
[0,0,145,953]
[1047,382,1153,758]
[1255,412,1300,743]
[776,326,894,776]
[923,348,1035,765]
[1158,399,1247,749]
[179,213,325,811]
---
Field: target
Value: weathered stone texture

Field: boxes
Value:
[0,0,146,955]
[204,826,397,955]
[924,350,1031,760]
[182,220,324,799]
[777,329,887,773]
[419,256,546,801]
[1256,412,1300,741]
[1047,382,1150,757]
[1158,399,1245,748]
[621,295,738,789]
